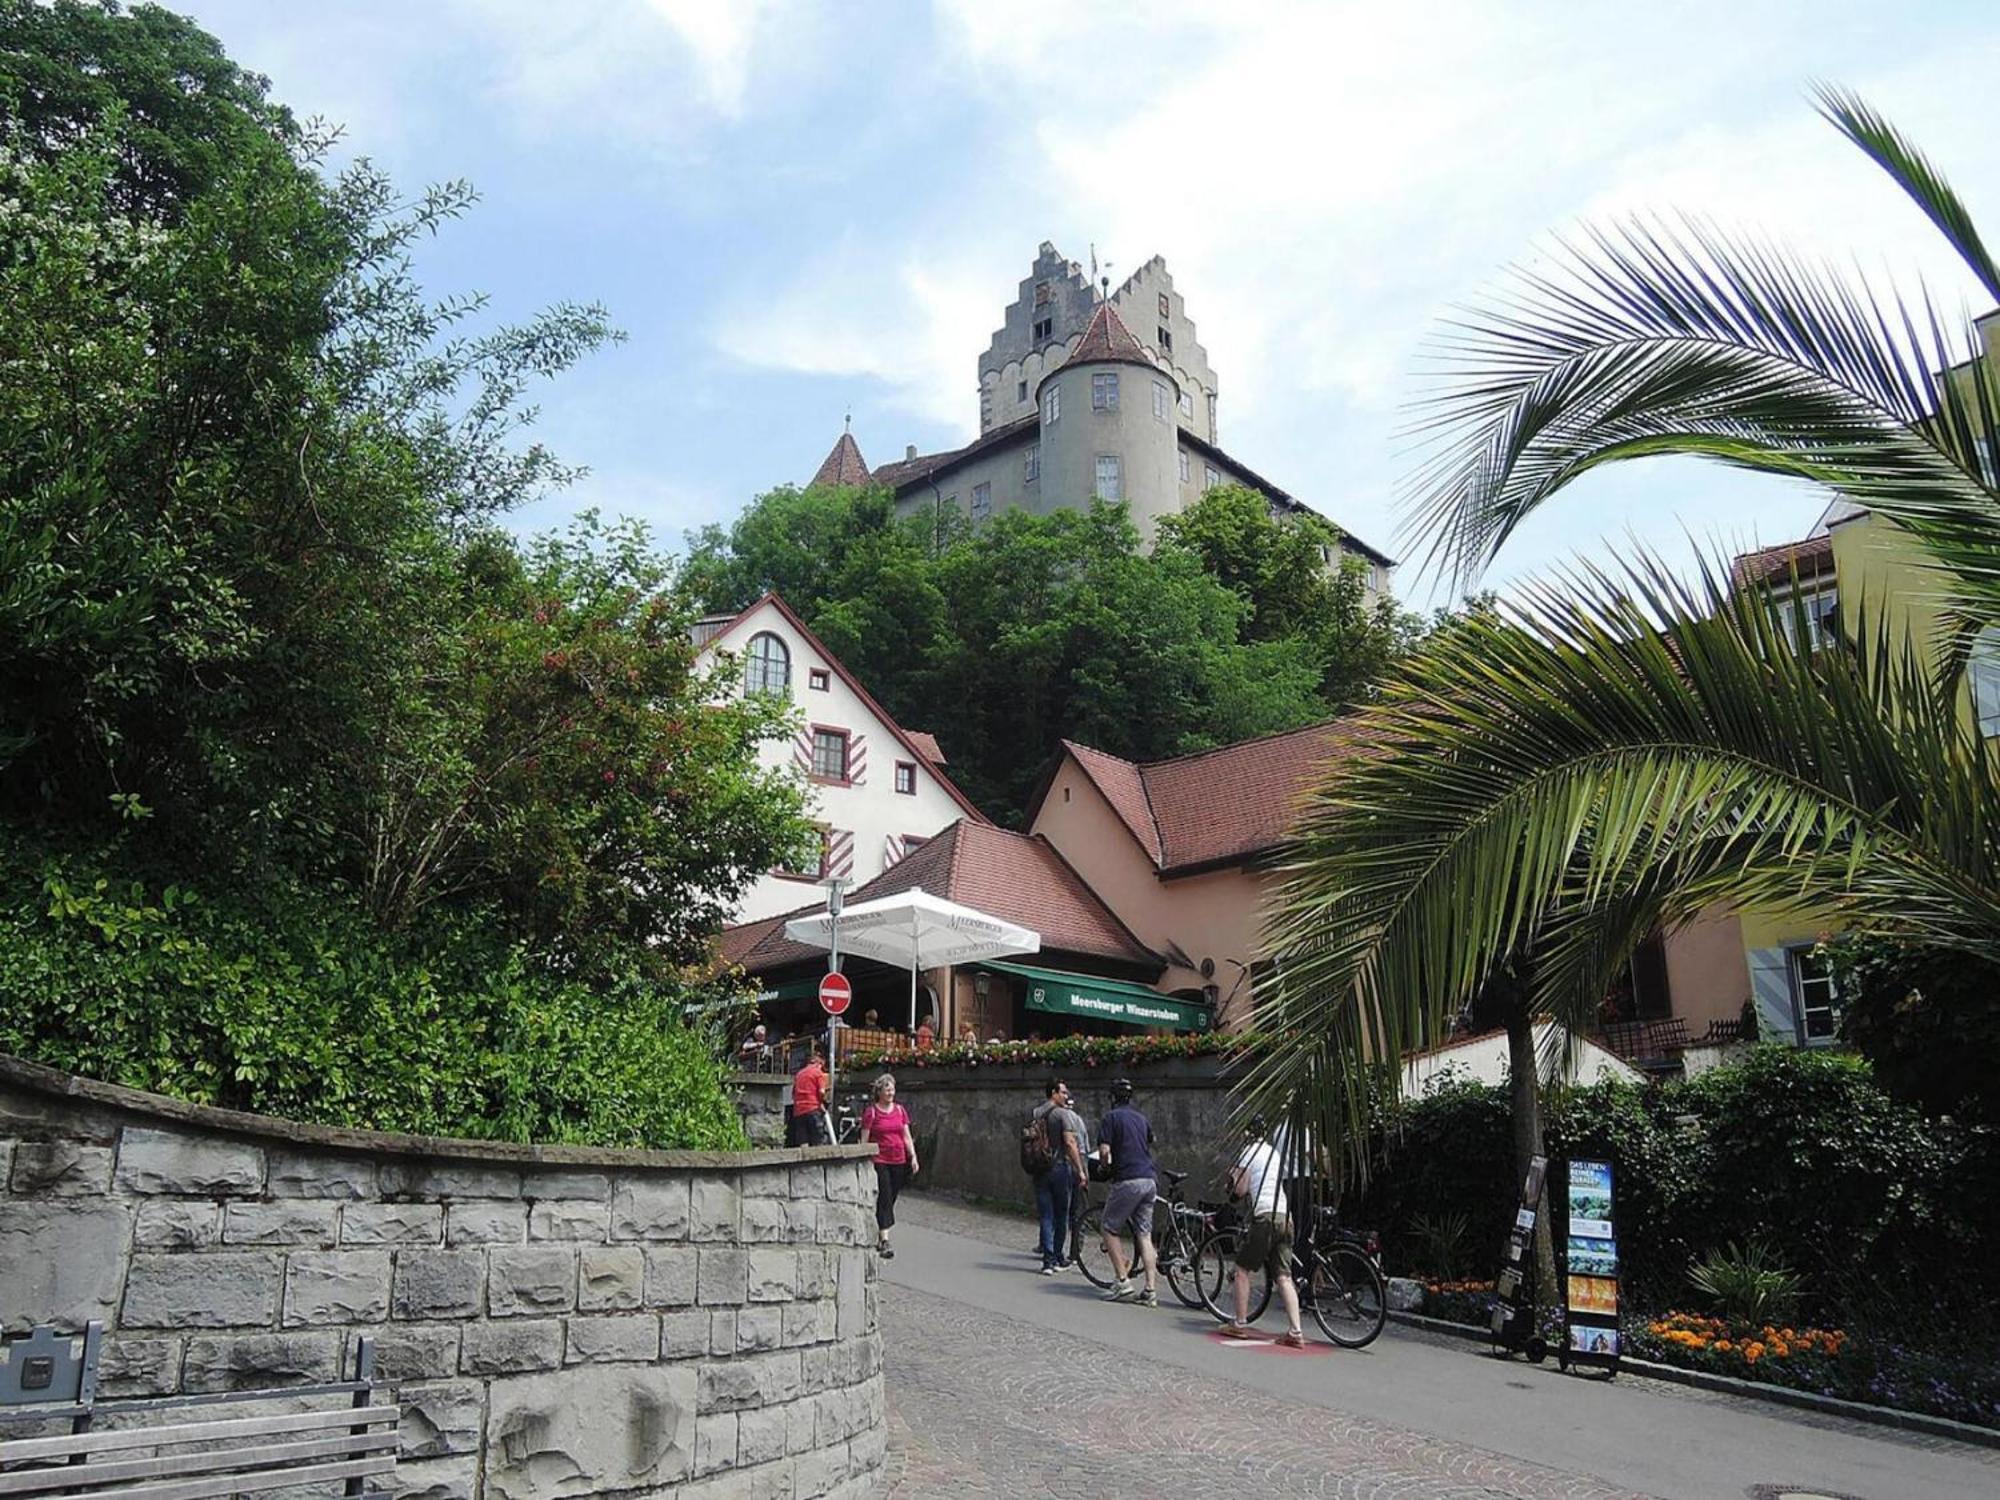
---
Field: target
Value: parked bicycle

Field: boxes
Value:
[833,1095,868,1145]
[1195,1198,1387,1348]
[1071,1168,1221,1309]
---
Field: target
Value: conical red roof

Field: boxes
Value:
[1067,299,1153,368]
[808,430,871,488]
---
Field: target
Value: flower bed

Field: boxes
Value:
[1419,1278,1497,1328]
[842,1030,1279,1072]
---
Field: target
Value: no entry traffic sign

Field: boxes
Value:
[818,970,852,1016]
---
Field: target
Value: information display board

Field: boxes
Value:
[1559,1156,1621,1375]
[1489,1154,1548,1362]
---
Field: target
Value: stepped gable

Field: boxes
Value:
[808,430,871,488]
[719,819,1159,973]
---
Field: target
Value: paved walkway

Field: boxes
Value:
[879,1195,1997,1499]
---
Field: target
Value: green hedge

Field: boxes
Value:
[0,840,747,1150]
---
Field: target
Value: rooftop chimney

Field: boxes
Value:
[906,445,917,461]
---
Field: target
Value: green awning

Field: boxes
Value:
[982,960,1211,1032]
[758,978,822,1005]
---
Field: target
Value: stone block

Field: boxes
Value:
[797,1344,833,1397]
[786,1398,817,1455]
[738,1405,789,1468]
[816,1203,869,1248]
[695,1411,737,1476]
[566,1314,660,1364]
[788,1164,826,1200]
[371,1323,461,1383]
[393,1249,484,1320]
[9,1140,113,1195]
[739,1167,791,1199]
[689,1178,740,1242]
[834,1251,866,1341]
[783,1200,818,1243]
[609,1177,688,1241]
[223,1201,339,1246]
[396,1455,478,1500]
[134,1199,221,1249]
[379,1160,523,1199]
[483,1363,696,1500]
[460,1319,562,1376]
[267,1149,378,1199]
[746,1249,796,1303]
[343,1202,444,1245]
[823,1162,868,1205]
[696,1248,746,1306]
[97,1336,182,1397]
[740,1197,789,1244]
[697,1349,801,1413]
[736,1305,783,1353]
[528,1200,607,1242]
[684,1456,793,1500]
[782,1300,828,1347]
[792,1439,849,1498]
[400,1380,483,1458]
[284,1250,390,1324]
[181,1331,341,1391]
[0,1201,132,1333]
[643,1247,697,1308]
[849,1413,887,1471]
[707,1310,736,1356]
[522,1169,610,1201]
[445,1198,528,1245]
[578,1246,643,1311]
[488,1246,575,1316]
[123,1251,281,1329]
[660,1307,709,1359]
[116,1127,264,1196]
[1387,1275,1425,1312]
[794,1250,832,1300]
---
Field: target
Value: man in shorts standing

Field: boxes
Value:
[1223,1122,1304,1345]
[1095,1078,1158,1306]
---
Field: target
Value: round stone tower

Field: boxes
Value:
[1034,299,1182,535]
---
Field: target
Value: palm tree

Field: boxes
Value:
[1242,90,2000,1188]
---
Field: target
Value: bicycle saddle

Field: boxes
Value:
[1161,1168,1188,1186]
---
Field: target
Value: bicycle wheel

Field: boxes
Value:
[1071,1206,1115,1288]
[1195,1227,1269,1323]
[1159,1215,1205,1309]
[1308,1245,1387,1348]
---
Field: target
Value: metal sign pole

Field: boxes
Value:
[824,877,847,1124]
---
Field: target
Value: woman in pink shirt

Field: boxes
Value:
[860,1073,919,1257]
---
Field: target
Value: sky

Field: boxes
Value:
[178,0,2000,605]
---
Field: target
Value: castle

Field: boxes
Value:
[807,242,1393,591]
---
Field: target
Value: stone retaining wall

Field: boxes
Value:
[0,1055,885,1500]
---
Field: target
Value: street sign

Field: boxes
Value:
[818,971,852,1016]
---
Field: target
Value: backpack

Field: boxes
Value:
[1020,1109,1056,1176]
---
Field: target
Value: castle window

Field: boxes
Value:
[1017,379,1028,402]
[1025,445,1040,482]
[1204,464,1221,491]
[1159,291,1170,318]
[1092,371,1119,410]
[894,762,917,796]
[971,482,991,520]
[744,632,790,696]
[1179,390,1193,418]
[1033,316,1053,342]
[1178,449,1191,483]
[808,667,830,691]
[1095,454,1122,500]
[1157,326,1173,352]
[811,728,850,783]
[1153,380,1170,422]
[1042,385,1060,425]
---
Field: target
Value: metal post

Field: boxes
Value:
[824,877,847,1125]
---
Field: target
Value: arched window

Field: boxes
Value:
[744,632,790,696]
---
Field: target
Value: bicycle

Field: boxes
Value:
[1071,1168,1218,1308]
[1196,1199,1387,1348]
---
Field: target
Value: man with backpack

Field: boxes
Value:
[1026,1079,1088,1274]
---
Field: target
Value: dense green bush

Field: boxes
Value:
[0,839,747,1150]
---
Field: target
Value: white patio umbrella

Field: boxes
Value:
[783,887,1040,1033]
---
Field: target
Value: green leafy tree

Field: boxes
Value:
[1247,91,2000,1189]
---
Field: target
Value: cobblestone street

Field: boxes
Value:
[878,1197,1997,1499]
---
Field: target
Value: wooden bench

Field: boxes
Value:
[0,1324,397,1500]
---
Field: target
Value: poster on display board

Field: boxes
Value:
[1558,1156,1621,1376]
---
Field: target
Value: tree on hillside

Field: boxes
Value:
[1246,92,2000,1194]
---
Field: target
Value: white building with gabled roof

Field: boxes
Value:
[695,591,989,925]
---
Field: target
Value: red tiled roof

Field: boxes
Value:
[704,593,989,825]
[808,431,871,488]
[1730,533,1835,587]
[1063,299,1155,371]
[718,820,1160,975]
[1041,719,1380,876]
[902,730,946,766]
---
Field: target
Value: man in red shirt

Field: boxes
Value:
[790,1040,829,1146]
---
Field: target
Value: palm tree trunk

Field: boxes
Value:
[1505,1002,1557,1312]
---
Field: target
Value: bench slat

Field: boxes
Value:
[0,1405,396,1464]
[17,1455,394,1500]
[0,1431,395,1496]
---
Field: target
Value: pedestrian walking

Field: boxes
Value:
[860,1073,918,1258]
[1095,1077,1159,1306]
[1030,1079,1088,1274]
[789,1039,829,1146]
[1221,1122,1305,1345]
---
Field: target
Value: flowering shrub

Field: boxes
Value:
[842,1030,1280,1072]
[1419,1279,1496,1327]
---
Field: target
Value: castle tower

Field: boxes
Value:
[1034,299,1183,536]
